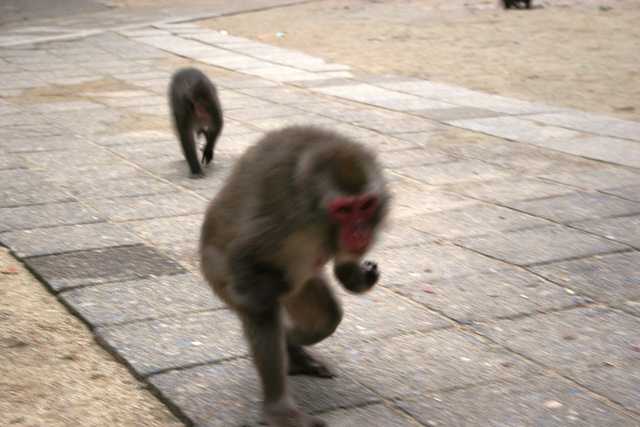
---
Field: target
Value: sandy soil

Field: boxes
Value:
[199,0,640,121]
[0,247,184,427]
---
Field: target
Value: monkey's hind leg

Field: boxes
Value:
[178,125,205,179]
[241,308,326,427]
[282,276,343,378]
[202,127,221,167]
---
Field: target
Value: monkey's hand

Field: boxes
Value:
[334,260,379,294]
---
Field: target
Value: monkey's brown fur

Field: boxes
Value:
[200,125,389,427]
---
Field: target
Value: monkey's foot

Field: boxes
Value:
[287,346,334,378]
[190,171,205,179]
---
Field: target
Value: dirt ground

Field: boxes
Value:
[1,1,638,426]
[199,0,640,121]
[0,247,184,426]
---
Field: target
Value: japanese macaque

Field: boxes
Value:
[200,126,390,427]
[502,0,531,9]
[169,67,223,178]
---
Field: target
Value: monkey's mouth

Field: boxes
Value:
[346,248,366,258]
[340,227,371,257]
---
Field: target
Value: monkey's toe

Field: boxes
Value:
[287,346,335,378]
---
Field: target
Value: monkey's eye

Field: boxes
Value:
[329,199,356,221]
[358,195,378,215]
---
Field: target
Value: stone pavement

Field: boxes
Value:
[1,3,639,427]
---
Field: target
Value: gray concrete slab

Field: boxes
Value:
[148,358,382,426]
[480,307,639,371]
[573,215,640,249]
[457,225,629,266]
[0,201,103,232]
[529,252,640,304]
[61,274,223,326]
[23,245,186,291]
[329,330,541,399]
[0,222,142,258]
[95,310,246,376]
[397,267,579,323]
[505,191,640,223]
[399,374,640,427]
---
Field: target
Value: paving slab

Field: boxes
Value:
[331,286,451,346]
[457,225,629,266]
[524,110,640,141]
[541,166,640,191]
[376,243,509,290]
[566,361,640,414]
[41,161,144,183]
[480,307,639,371]
[570,215,640,249]
[375,219,437,250]
[23,245,186,291]
[61,274,222,326]
[448,177,575,204]
[321,404,418,427]
[59,175,177,200]
[401,160,517,187]
[529,252,640,304]
[399,374,639,427]
[0,222,142,258]
[96,310,246,376]
[85,192,207,222]
[89,129,174,146]
[121,214,203,246]
[505,191,640,223]
[148,358,381,427]
[0,169,74,208]
[397,267,579,323]
[0,151,24,171]
[390,186,477,218]
[330,329,540,400]
[447,115,585,148]
[0,201,103,232]
[602,185,640,203]
[406,203,550,240]
[619,300,640,317]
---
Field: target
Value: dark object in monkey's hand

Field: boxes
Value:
[334,260,379,294]
[363,260,379,286]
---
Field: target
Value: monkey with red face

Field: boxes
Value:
[169,67,223,179]
[200,125,389,427]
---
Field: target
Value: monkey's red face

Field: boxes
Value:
[328,194,379,257]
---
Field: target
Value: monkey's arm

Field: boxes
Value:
[227,225,292,313]
[334,260,379,294]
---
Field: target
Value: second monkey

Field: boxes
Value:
[169,67,224,178]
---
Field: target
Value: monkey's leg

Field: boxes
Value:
[282,276,343,378]
[201,127,220,166]
[177,125,204,178]
[241,308,326,427]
